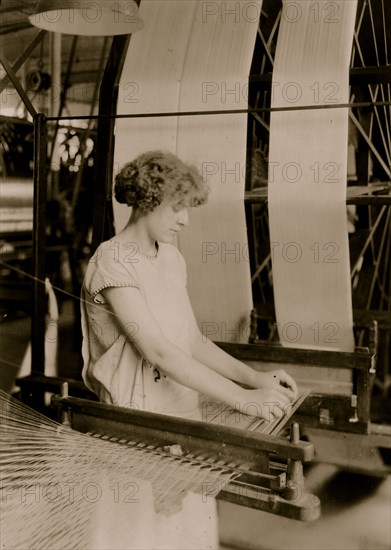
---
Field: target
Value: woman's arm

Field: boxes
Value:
[102,286,291,419]
[191,331,257,385]
[188,308,298,399]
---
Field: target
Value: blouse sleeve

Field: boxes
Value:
[84,243,140,304]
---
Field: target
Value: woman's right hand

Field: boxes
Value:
[233,388,292,421]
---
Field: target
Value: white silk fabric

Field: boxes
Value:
[268,0,357,351]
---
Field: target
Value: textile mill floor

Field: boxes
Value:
[0,298,390,550]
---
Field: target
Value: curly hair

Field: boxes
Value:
[114,151,209,212]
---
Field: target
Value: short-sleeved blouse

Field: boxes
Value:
[81,239,200,420]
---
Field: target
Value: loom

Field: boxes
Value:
[0,381,320,549]
[0,386,237,549]
[52,382,318,519]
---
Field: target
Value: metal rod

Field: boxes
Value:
[92,34,130,254]
[0,30,47,94]
[351,110,391,178]
[350,206,387,278]
[365,208,391,309]
[45,101,391,122]
[71,37,109,210]
[49,35,78,167]
[0,51,37,118]
[31,113,47,376]
[257,27,274,68]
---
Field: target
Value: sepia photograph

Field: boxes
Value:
[0,1,390,549]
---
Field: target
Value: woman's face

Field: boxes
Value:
[145,196,189,243]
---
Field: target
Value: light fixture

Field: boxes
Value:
[29,1,144,36]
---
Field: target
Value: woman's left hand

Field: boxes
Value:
[253,369,299,401]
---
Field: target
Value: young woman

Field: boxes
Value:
[80,150,298,548]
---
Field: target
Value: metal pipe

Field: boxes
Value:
[49,32,62,198]
[50,32,61,118]
[92,34,130,253]
[31,113,47,376]
[48,35,78,169]
[45,100,391,122]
